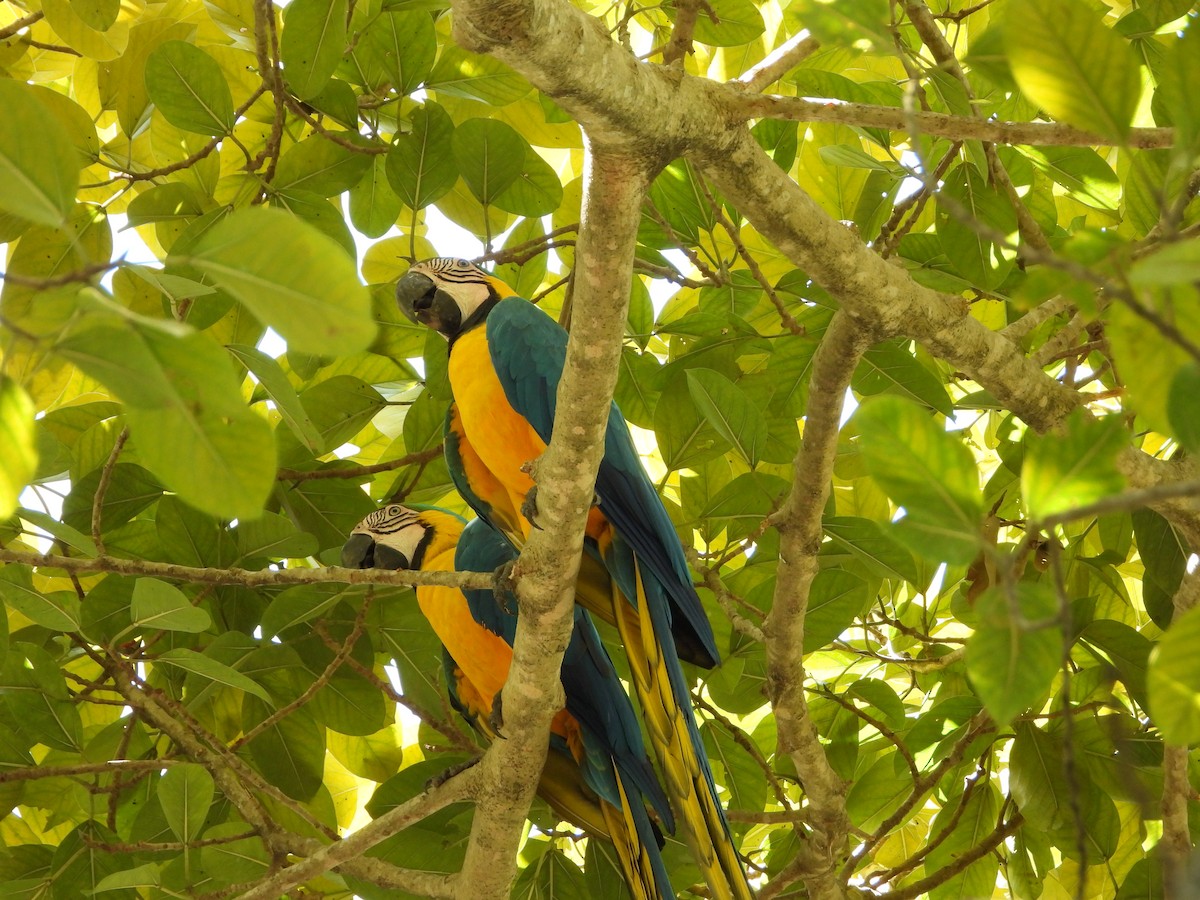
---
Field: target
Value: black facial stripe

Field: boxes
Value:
[410,527,435,571]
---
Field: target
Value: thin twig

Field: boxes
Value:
[736,33,821,93]
[0,547,500,591]
[276,445,442,481]
[91,428,129,556]
[731,95,1175,149]
[0,9,43,39]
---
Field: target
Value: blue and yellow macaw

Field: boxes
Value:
[396,259,751,900]
[341,504,675,900]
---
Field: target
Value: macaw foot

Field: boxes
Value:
[520,486,602,530]
[488,690,505,739]
[520,485,543,531]
[492,559,518,614]
[426,755,481,790]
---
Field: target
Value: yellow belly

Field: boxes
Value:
[449,327,546,534]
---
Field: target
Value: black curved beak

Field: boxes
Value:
[341,532,412,571]
[341,532,376,568]
[396,270,461,337]
[396,271,436,324]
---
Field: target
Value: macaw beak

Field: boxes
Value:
[341,532,412,571]
[396,270,460,337]
[341,532,376,568]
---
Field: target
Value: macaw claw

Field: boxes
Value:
[425,755,481,790]
[521,485,543,530]
[493,559,518,614]
[489,690,506,738]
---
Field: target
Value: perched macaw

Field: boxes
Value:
[341,504,675,900]
[396,259,751,900]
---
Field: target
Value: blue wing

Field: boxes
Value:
[486,297,719,668]
[455,518,673,832]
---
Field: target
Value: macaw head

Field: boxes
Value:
[341,503,464,572]
[396,257,516,340]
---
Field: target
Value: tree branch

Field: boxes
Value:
[446,136,655,897]
[0,547,498,591]
[234,767,478,900]
[735,33,821,93]
[0,9,43,39]
[731,95,1174,148]
[1162,568,1200,894]
[763,311,868,899]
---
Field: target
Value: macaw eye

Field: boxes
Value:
[387,505,402,515]
[456,258,471,267]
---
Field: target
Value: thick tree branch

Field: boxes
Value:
[234,767,478,900]
[1163,568,1200,895]
[764,312,867,899]
[451,144,654,898]
[0,548,497,591]
[732,95,1174,148]
[735,33,820,92]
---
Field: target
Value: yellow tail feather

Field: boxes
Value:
[611,562,753,900]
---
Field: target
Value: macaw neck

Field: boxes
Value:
[419,542,456,574]
[449,296,500,348]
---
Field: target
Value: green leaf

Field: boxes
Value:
[0,378,37,520]
[492,144,564,218]
[0,80,79,227]
[0,644,84,751]
[144,41,235,136]
[70,0,120,31]
[691,0,764,46]
[1023,146,1120,211]
[158,763,214,844]
[181,206,375,356]
[385,103,457,210]
[1009,722,1071,824]
[685,369,768,466]
[235,511,318,562]
[273,134,374,198]
[92,863,162,892]
[242,699,325,800]
[1081,619,1151,710]
[512,848,589,900]
[361,10,437,96]
[1129,238,1200,288]
[1148,604,1200,744]
[1158,20,1200,152]
[261,584,348,637]
[311,671,388,736]
[349,155,403,238]
[227,344,324,452]
[1022,411,1126,521]
[154,648,272,703]
[823,517,920,585]
[198,823,271,886]
[0,566,81,632]
[58,322,276,520]
[280,0,348,101]
[855,396,982,564]
[1168,363,1200,452]
[451,118,526,206]
[14,508,96,557]
[1132,508,1186,629]
[1005,0,1142,141]
[131,578,212,633]
[818,144,897,172]
[936,164,1017,291]
[967,584,1062,728]
[804,569,872,652]
[654,372,731,471]
[426,44,530,105]
[852,340,953,415]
